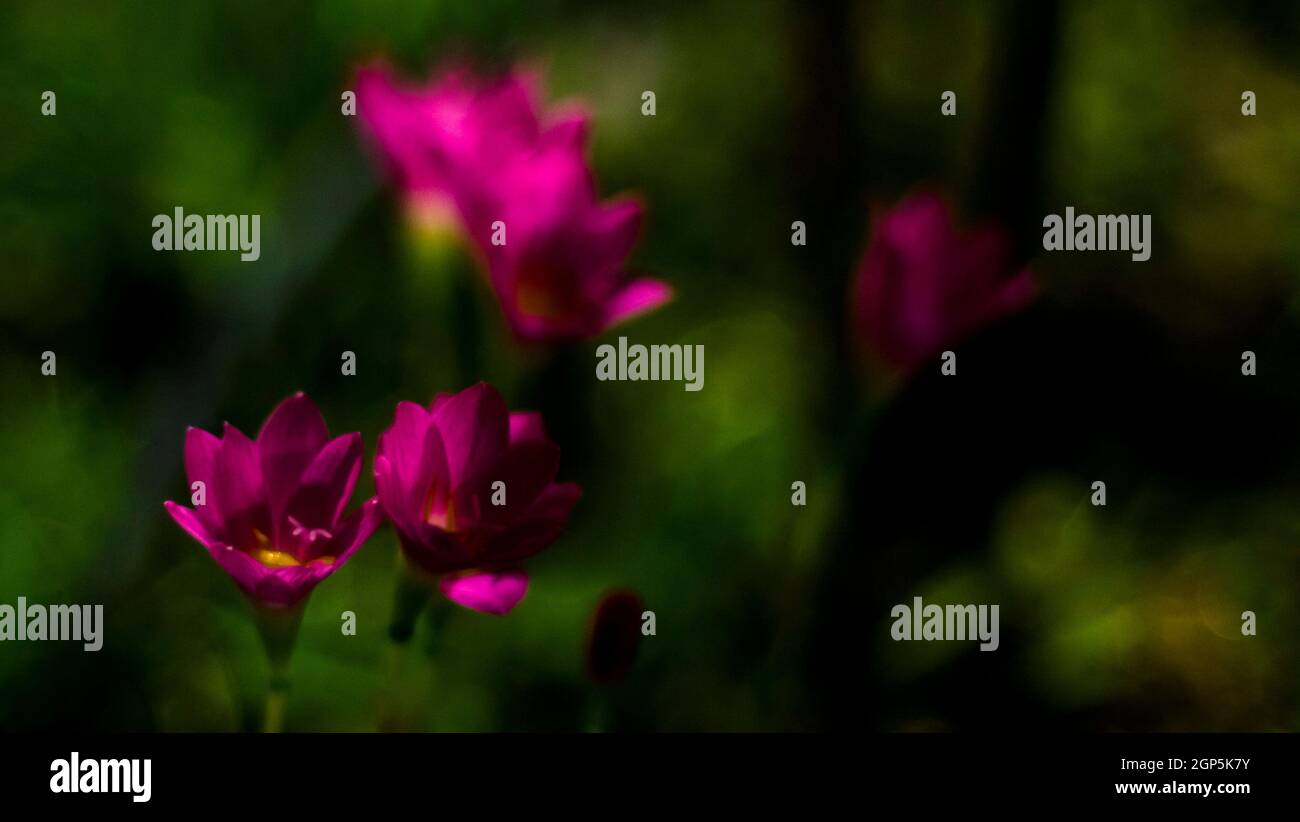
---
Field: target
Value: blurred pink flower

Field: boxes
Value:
[456,132,672,342]
[356,62,544,230]
[374,383,581,615]
[165,393,382,608]
[852,191,1036,376]
[356,61,671,341]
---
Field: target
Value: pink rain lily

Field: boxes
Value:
[356,61,671,342]
[374,383,581,615]
[852,191,1036,376]
[454,129,672,342]
[165,393,382,608]
[356,61,547,230]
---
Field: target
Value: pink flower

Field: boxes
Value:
[456,131,672,342]
[356,61,671,342]
[356,62,546,229]
[852,191,1036,376]
[164,393,382,608]
[373,383,581,615]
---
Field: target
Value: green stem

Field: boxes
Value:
[379,551,434,731]
[388,552,433,645]
[251,599,305,734]
[262,683,288,733]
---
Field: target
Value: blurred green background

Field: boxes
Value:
[1,0,1298,731]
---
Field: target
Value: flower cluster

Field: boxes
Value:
[357,62,672,343]
[165,64,1040,722]
[166,384,576,616]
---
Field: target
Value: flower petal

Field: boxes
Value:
[206,545,326,608]
[601,278,673,329]
[329,498,384,565]
[431,383,509,492]
[439,569,529,615]
[212,424,267,550]
[381,401,433,496]
[381,406,451,521]
[485,438,560,523]
[164,500,222,548]
[485,482,581,564]
[541,111,589,152]
[587,199,643,275]
[395,522,471,575]
[373,454,407,530]
[356,64,449,195]
[288,432,363,530]
[508,411,547,445]
[257,393,330,543]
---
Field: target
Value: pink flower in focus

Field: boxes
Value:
[355,61,671,341]
[373,383,581,615]
[164,394,382,608]
[852,191,1036,376]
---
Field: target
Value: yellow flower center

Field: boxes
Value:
[250,529,334,568]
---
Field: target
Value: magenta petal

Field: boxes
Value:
[257,393,330,541]
[486,519,570,566]
[602,278,673,329]
[257,393,330,455]
[428,393,454,415]
[403,419,451,519]
[375,451,427,535]
[508,411,547,445]
[491,439,560,521]
[471,74,543,150]
[382,401,433,494]
[356,65,446,195]
[205,543,269,596]
[184,427,222,530]
[164,500,222,548]
[431,383,509,491]
[396,521,470,575]
[373,455,407,529]
[527,481,582,520]
[288,432,363,528]
[587,199,643,272]
[439,569,529,615]
[487,482,582,563]
[376,406,451,528]
[212,424,266,548]
[541,112,589,151]
[207,546,325,608]
[327,498,384,565]
[184,426,220,485]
